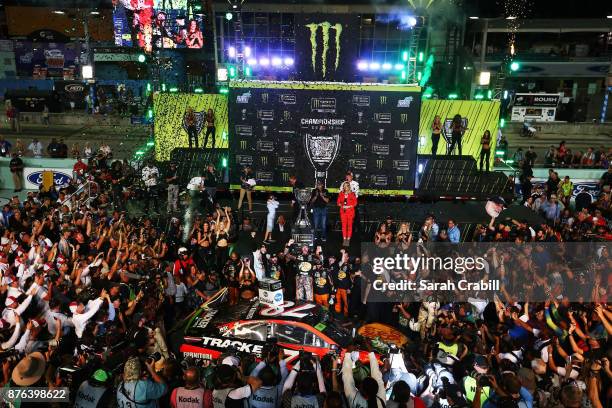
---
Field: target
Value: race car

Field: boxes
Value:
[180,299,377,364]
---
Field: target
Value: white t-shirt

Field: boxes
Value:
[175,283,188,303]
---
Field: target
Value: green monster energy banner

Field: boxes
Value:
[296,14,359,81]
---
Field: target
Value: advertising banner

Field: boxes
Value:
[229,81,421,194]
[153,93,229,161]
[24,167,74,190]
[513,93,561,107]
[418,100,500,165]
[294,14,359,82]
[13,41,85,78]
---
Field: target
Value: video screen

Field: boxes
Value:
[113,0,204,51]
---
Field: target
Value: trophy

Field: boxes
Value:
[292,188,314,246]
[304,133,341,187]
[357,112,363,124]
[283,141,290,154]
[400,144,405,156]
[241,109,247,121]
[262,125,268,137]
[378,128,385,141]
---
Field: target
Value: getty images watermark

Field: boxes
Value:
[360,242,610,303]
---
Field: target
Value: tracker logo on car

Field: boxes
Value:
[200,337,264,354]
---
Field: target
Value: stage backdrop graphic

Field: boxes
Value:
[154,93,228,161]
[229,80,421,194]
[294,14,359,82]
[418,100,500,166]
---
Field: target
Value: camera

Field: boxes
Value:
[477,374,491,387]
[262,338,280,361]
[146,352,162,364]
[0,350,21,364]
[298,350,314,372]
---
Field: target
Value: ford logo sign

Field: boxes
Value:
[274,292,283,302]
[27,171,72,187]
[65,84,85,93]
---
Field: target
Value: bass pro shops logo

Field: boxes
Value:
[305,22,342,78]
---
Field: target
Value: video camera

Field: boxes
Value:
[298,349,315,372]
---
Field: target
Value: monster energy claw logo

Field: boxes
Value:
[355,143,363,154]
[376,159,384,169]
[240,140,247,150]
[282,172,289,182]
[306,22,342,78]
[396,175,404,185]
[261,156,268,166]
[401,113,408,124]
[380,96,387,105]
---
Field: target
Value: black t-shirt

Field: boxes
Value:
[332,263,352,289]
[310,189,329,208]
[166,168,179,185]
[204,170,217,187]
[313,269,331,295]
[9,157,23,173]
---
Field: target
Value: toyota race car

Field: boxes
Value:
[180,300,377,364]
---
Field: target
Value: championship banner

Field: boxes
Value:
[418,100,500,166]
[229,80,421,194]
[295,14,359,82]
[154,93,229,161]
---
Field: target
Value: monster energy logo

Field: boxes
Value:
[380,96,387,105]
[240,140,247,149]
[305,22,342,78]
[283,111,291,121]
[261,93,269,103]
[376,159,384,169]
[282,172,289,182]
[396,175,404,185]
[355,143,363,154]
[401,113,408,124]
[261,156,268,166]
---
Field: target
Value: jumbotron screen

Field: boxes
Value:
[112,0,204,51]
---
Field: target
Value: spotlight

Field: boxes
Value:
[137,54,146,63]
[357,61,368,70]
[506,16,517,20]
[418,164,424,174]
[53,10,66,14]
[271,57,282,66]
[247,58,257,66]
[82,65,93,79]
[469,16,479,20]
[283,57,294,66]
[260,58,270,66]
[244,46,251,57]
[407,16,417,27]
[90,10,100,15]
[228,46,236,58]
[382,63,392,70]
[225,12,233,20]
[394,63,405,71]
[369,62,380,70]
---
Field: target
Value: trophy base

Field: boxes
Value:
[292,225,314,247]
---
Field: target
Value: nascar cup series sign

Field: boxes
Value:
[24,167,73,190]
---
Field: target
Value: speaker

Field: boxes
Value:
[416,155,509,199]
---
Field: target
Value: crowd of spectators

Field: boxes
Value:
[0,148,610,408]
[512,143,612,169]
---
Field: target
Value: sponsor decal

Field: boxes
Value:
[277,157,296,168]
[395,130,413,141]
[236,154,253,166]
[257,110,274,121]
[354,143,364,154]
[200,337,264,355]
[192,310,218,329]
[352,95,370,107]
[379,95,388,105]
[26,170,72,187]
[236,125,253,137]
[372,144,390,155]
[260,156,269,166]
[256,140,275,152]
[393,160,411,171]
[376,159,384,169]
[305,22,342,78]
[280,94,297,104]
[236,92,252,103]
[261,93,269,103]
[259,301,317,318]
[182,351,213,360]
[348,158,367,170]
[396,175,404,185]
[310,98,337,113]
[256,171,274,183]
[397,97,413,108]
[374,113,392,124]
[401,113,408,124]
[371,175,389,186]
[239,140,248,150]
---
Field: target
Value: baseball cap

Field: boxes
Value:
[5,296,18,306]
[92,369,109,383]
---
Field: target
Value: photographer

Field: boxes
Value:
[169,366,207,408]
[212,362,262,408]
[342,346,385,408]
[74,369,114,408]
[116,356,167,408]
[281,356,326,408]
[249,341,288,408]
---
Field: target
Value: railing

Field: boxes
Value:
[61,178,99,208]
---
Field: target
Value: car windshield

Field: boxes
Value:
[300,314,352,348]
